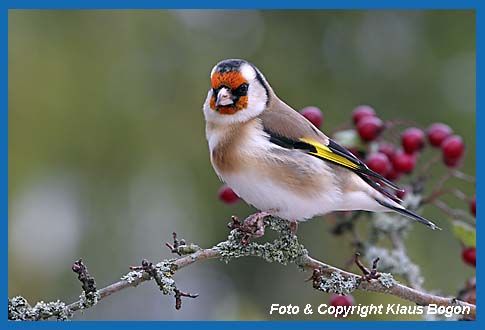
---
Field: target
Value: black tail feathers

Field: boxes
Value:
[376,199,441,230]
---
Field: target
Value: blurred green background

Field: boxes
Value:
[8,10,475,320]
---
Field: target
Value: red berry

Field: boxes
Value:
[392,150,417,174]
[378,142,396,160]
[366,152,391,176]
[357,116,384,142]
[426,123,453,147]
[442,135,465,162]
[330,294,354,308]
[386,165,402,182]
[443,155,462,168]
[218,185,239,204]
[470,196,476,217]
[462,247,476,267]
[352,105,376,124]
[301,106,323,128]
[401,127,425,154]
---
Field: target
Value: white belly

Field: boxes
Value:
[223,170,341,221]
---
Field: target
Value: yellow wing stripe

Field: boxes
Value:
[299,137,359,170]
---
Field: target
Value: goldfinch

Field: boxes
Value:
[202,59,439,231]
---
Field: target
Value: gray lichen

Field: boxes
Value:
[120,270,144,284]
[214,217,308,265]
[153,260,178,295]
[315,272,359,296]
[378,272,396,289]
[78,290,101,309]
[120,259,178,297]
[8,296,71,321]
[176,243,201,255]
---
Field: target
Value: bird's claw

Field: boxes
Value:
[228,212,270,245]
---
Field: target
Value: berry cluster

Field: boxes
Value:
[296,105,468,183]
[299,105,474,307]
[350,105,466,178]
[351,105,475,268]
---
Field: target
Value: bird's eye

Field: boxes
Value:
[239,83,248,93]
[234,83,248,96]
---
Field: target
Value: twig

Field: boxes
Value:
[432,199,475,221]
[451,170,476,183]
[98,246,477,319]
[8,216,476,321]
[71,259,96,295]
[65,248,219,314]
[354,252,381,281]
[302,255,475,319]
[422,188,468,205]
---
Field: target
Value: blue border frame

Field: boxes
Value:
[3,0,481,329]
[0,0,480,9]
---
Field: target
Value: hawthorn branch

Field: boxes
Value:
[8,216,476,321]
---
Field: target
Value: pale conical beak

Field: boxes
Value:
[216,88,234,107]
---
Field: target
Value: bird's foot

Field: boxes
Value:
[228,211,272,245]
[354,252,381,281]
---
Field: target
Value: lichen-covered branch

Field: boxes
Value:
[8,216,476,321]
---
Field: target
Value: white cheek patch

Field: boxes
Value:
[246,82,266,111]
[240,63,256,81]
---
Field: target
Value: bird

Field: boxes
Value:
[202,58,440,237]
